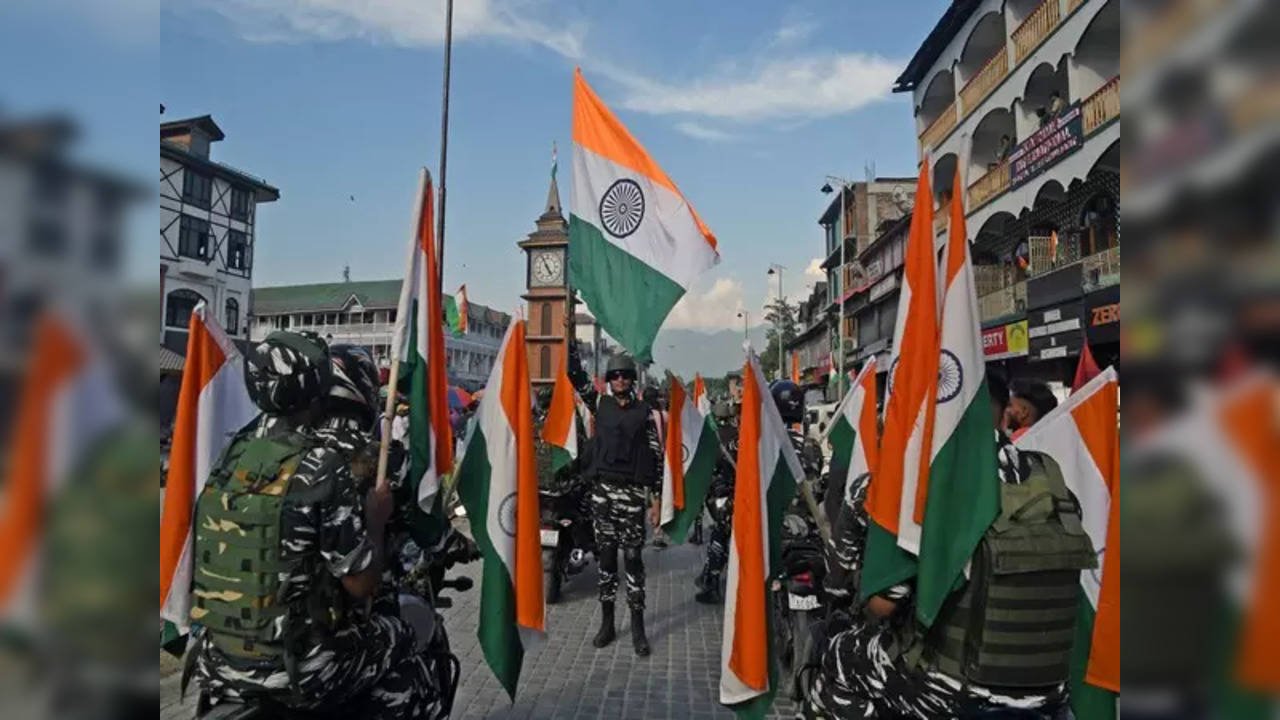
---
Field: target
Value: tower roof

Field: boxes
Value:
[540,170,563,221]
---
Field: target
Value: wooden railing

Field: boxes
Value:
[979,280,1027,323]
[1082,76,1120,135]
[934,209,949,236]
[959,46,1008,116]
[1013,0,1062,64]
[968,161,1011,211]
[920,99,958,151]
[1067,0,1087,12]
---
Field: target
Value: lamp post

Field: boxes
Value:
[821,175,854,399]
[737,310,749,347]
[767,263,786,381]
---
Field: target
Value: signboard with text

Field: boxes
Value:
[1009,103,1084,191]
[982,320,1029,360]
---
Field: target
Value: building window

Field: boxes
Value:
[182,170,213,208]
[227,230,248,270]
[165,289,205,328]
[363,311,375,324]
[178,215,211,260]
[540,345,552,378]
[230,186,251,221]
[540,304,552,336]
[388,309,397,324]
[326,313,338,325]
[225,298,240,335]
[1081,194,1118,256]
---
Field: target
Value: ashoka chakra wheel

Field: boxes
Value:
[936,349,963,403]
[599,179,645,238]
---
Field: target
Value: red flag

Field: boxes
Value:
[1072,336,1102,392]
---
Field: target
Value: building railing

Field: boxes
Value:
[967,161,1011,212]
[920,99,958,151]
[1082,76,1121,135]
[1067,0,1087,12]
[978,279,1028,323]
[1013,0,1063,65]
[959,46,1009,116]
[934,209,949,236]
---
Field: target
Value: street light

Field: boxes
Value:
[823,175,854,399]
[767,263,786,381]
[736,310,749,346]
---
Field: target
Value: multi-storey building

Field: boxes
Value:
[896,0,1119,386]
[786,282,830,389]
[161,115,280,354]
[249,280,510,390]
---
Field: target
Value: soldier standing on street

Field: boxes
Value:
[570,351,663,657]
[694,400,739,604]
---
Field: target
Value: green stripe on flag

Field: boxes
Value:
[827,416,854,474]
[455,428,525,699]
[549,445,574,475]
[569,214,685,363]
[1070,592,1116,720]
[664,419,720,544]
[443,294,464,337]
[403,303,449,550]
[860,521,918,601]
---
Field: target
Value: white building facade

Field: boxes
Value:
[161,115,279,354]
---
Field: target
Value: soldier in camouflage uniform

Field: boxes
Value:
[806,374,1070,719]
[569,350,662,657]
[694,400,738,604]
[192,332,440,719]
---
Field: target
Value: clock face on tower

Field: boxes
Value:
[530,248,564,287]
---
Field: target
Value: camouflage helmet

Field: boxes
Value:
[244,331,332,415]
[327,344,380,429]
[536,385,554,412]
[712,399,734,420]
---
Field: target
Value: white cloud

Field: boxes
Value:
[769,15,817,48]
[804,257,826,280]
[665,278,747,330]
[674,121,739,143]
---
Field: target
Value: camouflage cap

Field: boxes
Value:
[244,331,332,415]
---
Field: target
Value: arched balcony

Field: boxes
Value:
[957,12,1010,115]
[919,69,959,151]
[967,108,1016,211]
[1074,0,1120,135]
[1018,58,1071,139]
[932,153,959,235]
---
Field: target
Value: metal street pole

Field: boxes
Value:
[768,263,786,380]
[837,185,845,398]
[435,0,454,284]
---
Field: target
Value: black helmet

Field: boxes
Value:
[327,344,380,429]
[642,386,659,405]
[712,400,734,420]
[244,331,332,416]
[769,380,804,424]
[605,354,637,381]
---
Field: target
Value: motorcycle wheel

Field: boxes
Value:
[789,609,815,703]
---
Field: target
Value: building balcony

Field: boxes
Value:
[959,46,1008,116]
[920,99,958,152]
[1013,0,1064,65]
[968,161,1011,212]
[978,279,1028,324]
[1082,76,1120,135]
[934,209,949,237]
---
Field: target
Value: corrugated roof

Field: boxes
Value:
[893,0,983,93]
[160,345,185,373]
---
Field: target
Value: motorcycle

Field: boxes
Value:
[772,507,827,703]
[539,482,593,604]
[195,526,477,720]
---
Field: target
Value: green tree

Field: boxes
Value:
[760,296,798,380]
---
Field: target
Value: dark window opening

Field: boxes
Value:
[225,298,240,335]
[227,230,248,270]
[230,186,251,221]
[182,170,213,208]
[165,289,205,328]
[178,215,211,260]
[540,345,552,378]
[540,304,552,336]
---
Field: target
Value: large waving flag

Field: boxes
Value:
[824,358,879,504]
[861,162,939,599]
[541,354,580,473]
[910,168,1001,627]
[392,169,454,512]
[570,68,720,362]
[693,373,710,417]
[1016,367,1119,719]
[160,304,257,634]
[455,317,545,699]
[720,353,802,718]
[660,374,721,543]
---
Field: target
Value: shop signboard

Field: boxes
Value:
[983,320,1029,361]
[868,273,898,302]
[1010,102,1084,191]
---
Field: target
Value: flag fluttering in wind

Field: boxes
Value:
[541,354,580,473]
[446,284,469,335]
[660,373,720,543]
[720,352,802,718]
[392,169,454,514]
[1072,336,1101,392]
[910,168,1001,627]
[693,373,710,417]
[1016,367,1119,720]
[861,161,939,600]
[570,68,719,362]
[159,304,258,636]
[455,317,545,699]
[824,358,878,504]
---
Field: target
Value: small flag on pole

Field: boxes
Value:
[660,373,720,543]
[541,353,580,473]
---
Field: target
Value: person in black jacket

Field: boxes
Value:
[569,349,662,656]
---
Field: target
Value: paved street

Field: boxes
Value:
[161,539,801,720]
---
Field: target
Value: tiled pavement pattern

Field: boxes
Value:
[161,540,802,720]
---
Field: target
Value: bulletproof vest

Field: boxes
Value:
[920,451,1097,688]
[591,395,650,484]
[191,429,336,661]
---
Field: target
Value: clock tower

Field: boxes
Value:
[519,168,571,387]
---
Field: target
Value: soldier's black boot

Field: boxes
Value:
[592,602,616,648]
[630,609,651,657]
[695,573,723,604]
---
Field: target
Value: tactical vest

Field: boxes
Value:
[191,429,338,661]
[918,451,1097,688]
[590,395,651,485]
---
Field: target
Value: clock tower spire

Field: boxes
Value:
[519,150,571,387]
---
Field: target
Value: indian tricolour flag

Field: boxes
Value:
[660,373,720,544]
[908,168,1001,627]
[693,373,710,417]
[455,317,545,699]
[391,169,453,513]
[861,162,938,600]
[159,304,257,637]
[720,352,801,719]
[541,353,580,473]
[570,68,719,362]
[823,358,878,503]
[1016,367,1118,720]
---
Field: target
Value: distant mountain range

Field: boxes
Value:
[649,325,772,379]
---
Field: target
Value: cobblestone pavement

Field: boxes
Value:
[161,539,802,720]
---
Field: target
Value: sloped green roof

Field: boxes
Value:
[252,280,402,314]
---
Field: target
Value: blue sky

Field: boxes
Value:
[158,0,946,330]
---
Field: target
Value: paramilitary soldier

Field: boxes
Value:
[570,350,663,657]
[192,331,439,718]
[693,399,739,604]
[807,374,1097,718]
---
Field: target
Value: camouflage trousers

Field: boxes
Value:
[197,613,442,720]
[590,479,648,611]
[806,618,1065,719]
[700,492,733,585]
